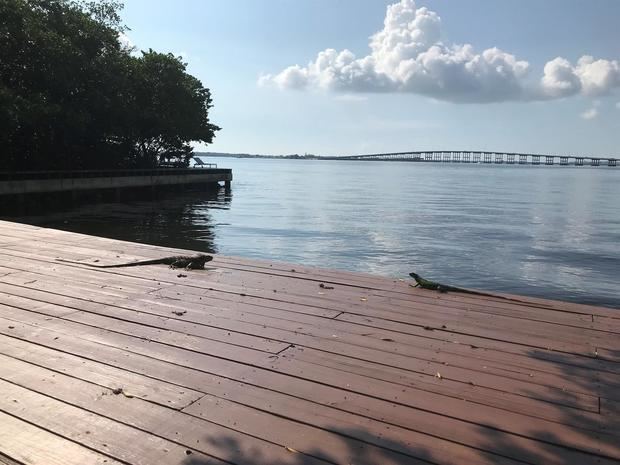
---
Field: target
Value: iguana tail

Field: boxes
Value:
[55,259,110,268]
[55,258,165,268]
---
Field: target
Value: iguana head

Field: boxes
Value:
[196,254,213,265]
[409,272,421,280]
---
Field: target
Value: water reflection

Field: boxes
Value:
[13,188,232,254]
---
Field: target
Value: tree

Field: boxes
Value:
[120,51,220,168]
[0,0,219,171]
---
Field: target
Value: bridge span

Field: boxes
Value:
[326,151,618,166]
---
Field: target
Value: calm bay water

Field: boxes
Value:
[16,158,620,308]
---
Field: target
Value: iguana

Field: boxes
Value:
[56,254,212,270]
[409,272,527,303]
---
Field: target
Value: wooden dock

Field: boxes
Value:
[0,220,617,465]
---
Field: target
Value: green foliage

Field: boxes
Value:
[0,0,219,171]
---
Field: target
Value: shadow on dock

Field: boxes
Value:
[183,426,434,465]
[180,348,618,465]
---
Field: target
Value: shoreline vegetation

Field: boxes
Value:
[1,0,219,172]
[196,152,321,160]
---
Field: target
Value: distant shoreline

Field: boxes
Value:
[195,152,320,160]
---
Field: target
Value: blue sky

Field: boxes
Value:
[121,1,620,156]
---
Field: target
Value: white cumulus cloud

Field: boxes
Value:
[540,57,581,98]
[540,56,620,99]
[581,108,598,120]
[260,0,620,104]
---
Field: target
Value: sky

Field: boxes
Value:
[121,0,620,156]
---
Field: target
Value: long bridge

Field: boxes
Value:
[326,151,618,166]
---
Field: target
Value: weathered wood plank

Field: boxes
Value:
[0,378,228,465]
[4,253,611,357]
[0,276,610,405]
[0,317,524,465]
[0,285,607,414]
[1,263,616,374]
[0,276,617,409]
[1,306,616,463]
[0,334,202,408]
[1,311,613,465]
[0,355,334,465]
[0,412,122,465]
[0,220,618,465]
[0,285,606,415]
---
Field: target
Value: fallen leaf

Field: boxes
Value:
[360,297,367,302]
[285,446,298,453]
[435,372,442,379]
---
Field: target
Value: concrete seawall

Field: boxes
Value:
[0,168,232,195]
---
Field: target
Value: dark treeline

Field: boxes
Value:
[0,0,219,171]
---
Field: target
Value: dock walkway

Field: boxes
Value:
[0,220,617,465]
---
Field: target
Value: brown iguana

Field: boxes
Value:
[56,254,212,270]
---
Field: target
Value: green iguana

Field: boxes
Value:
[409,272,526,303]
[56,254,212,270]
